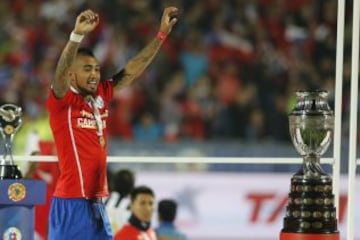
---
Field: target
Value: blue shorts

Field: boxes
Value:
[48,197,113,240]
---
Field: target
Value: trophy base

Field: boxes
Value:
[0,165,23,179]
[280,232,339,240]
[281,168,339,235]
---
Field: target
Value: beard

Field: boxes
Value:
[76,83,98,96]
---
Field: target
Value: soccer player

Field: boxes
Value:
[114,186,157,240]
[46,7,178,239]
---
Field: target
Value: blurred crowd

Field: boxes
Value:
[0,0,354,144]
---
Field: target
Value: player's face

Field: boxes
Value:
[131,193,154,222]
[70,55,100,96]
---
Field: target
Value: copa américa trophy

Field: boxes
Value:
[0,104,23,179]
[280,90,339,240]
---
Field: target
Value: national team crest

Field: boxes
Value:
[8,183,26,202]
[94,96,104,109]
[3,227,22,240]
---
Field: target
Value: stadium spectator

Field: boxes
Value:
[0,0,344,145]
[156,199,188,240]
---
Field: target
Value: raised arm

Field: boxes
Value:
[113,6,178,89]
[52,10,99,98]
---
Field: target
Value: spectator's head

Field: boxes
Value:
[69,47,100,96]
[130,185,155,222]
[112,169,135,197]
[158,199,177,223]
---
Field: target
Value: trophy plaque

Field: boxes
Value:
[0,104,23,179]
[280,90,339,240]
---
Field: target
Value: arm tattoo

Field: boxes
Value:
[116,38,162,88]
[131,39,161,65]
[53,42,79,97]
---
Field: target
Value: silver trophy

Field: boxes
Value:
[0,104,23,179]
[280,90,339,238]
[289,90,334,179]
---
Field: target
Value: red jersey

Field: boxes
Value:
[46,80,113,198]
[114,224,157,240]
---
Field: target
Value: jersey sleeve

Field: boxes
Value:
[46,88,83,112]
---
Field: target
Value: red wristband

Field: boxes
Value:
[157,31,167,41]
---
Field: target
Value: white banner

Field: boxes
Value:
[108,172,360,240]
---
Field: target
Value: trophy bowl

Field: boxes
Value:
[289,90,334,178]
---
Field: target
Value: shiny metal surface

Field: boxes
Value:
[0,104,23,179]
[289,90,334,179]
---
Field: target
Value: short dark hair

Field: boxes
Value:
[130,185,154,202]
[113,169,135,197]
[158,199,177,222]
[77,47,95,57]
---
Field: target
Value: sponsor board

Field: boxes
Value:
[106,172,360,240]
